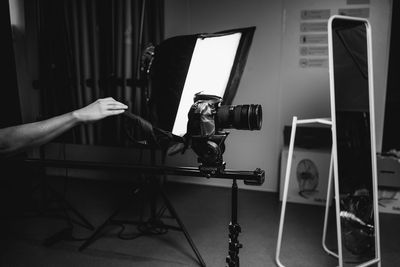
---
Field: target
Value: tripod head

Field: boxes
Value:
[191,131,228,177]
[186,93,262,178]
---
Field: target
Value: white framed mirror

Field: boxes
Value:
[328,15,381,267]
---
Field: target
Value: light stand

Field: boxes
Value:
[87,12,209,262]
[78,177,206,267]
[77,148,207,267]
[139,27,258,265]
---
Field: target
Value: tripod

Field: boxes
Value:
[78,173,206,267]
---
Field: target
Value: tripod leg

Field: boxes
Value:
[79,208,120,251]
[161,191,206,267]
[62,198,95,230]
[79,186,142,251]
[37,173,94,231]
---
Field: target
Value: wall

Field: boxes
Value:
[164,0,392,192]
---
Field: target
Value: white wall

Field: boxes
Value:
[164,0,392,192]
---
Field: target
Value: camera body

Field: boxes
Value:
[186,93,262,176]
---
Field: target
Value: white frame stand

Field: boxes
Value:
[275,116,381,267]
[275,116,337,267]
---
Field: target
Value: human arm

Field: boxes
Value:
[0,97,127,157]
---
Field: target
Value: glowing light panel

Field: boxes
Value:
[172,33,242,136]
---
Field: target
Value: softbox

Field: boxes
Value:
[148,27,256,137]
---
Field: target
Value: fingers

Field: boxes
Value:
[107,109,126,115]
[106,102,128,110]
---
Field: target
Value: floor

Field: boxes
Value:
[0,175,399,267]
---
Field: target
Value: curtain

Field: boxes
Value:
[37,0,164,145]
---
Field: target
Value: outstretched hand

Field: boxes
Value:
[73,97,128,123]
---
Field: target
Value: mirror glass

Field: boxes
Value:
[330,17,377,265]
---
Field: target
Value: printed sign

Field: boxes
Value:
[300,22,328,32]
[300,34,328,44]
[299,58,329,68]
[300,46,329,56]
[301,9,331,20]
[347,0,370,5]
[339,8,370,18]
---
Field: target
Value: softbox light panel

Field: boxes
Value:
[149,27,255,137]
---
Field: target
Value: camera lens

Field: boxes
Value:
[216,104,262,130]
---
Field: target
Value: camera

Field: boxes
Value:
[187,93,262,134]
[186,93,262,176]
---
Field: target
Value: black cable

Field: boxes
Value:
[116,216,168,241]
[116,223,142,240]
[137,218,168,235]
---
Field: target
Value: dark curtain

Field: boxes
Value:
[37,0,164,145]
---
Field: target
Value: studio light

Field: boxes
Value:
[148,27,257,137]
